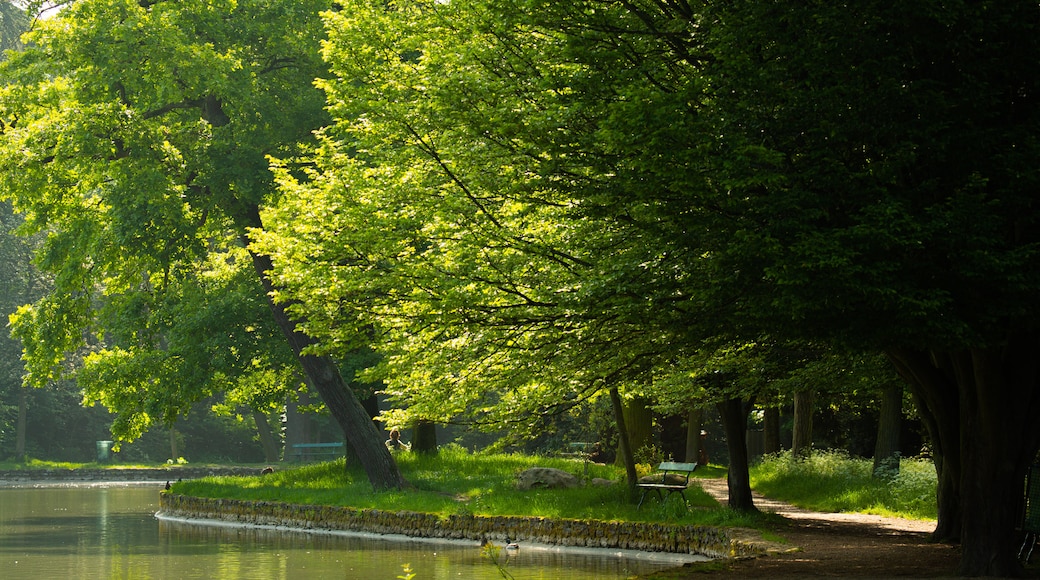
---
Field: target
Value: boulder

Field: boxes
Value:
[516,467,579,490]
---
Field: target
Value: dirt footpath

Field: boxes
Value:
[653,478,1039,579]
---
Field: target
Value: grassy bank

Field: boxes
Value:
[172,445,762,529]
[749,450,938,520]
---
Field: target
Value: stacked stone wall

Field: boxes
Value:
[159,493,760,559]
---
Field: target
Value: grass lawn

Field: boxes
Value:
[172,445,770,529]
[749,450,938,521]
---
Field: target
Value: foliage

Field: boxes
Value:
[750,450,938,520]
[257,0,700,438]
[0,0,329,444]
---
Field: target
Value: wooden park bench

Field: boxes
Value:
[291,442,345,462]
[637,461,698,509]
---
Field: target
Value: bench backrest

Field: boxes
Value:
[658,461,697,473]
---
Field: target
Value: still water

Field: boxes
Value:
[0,484,691,579]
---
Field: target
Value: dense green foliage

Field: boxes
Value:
[2,0,1037,572]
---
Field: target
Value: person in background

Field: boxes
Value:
[385,428,410,451]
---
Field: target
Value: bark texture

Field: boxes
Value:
[873,383,902,477]
[610,386,639,502]
[792,389,814,458]
[249,249,405,490]
[717,396,757,512]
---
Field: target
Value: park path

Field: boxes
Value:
[694,477,935,534]
[681,478,967,578]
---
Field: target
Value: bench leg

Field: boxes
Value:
[637,488,663,510]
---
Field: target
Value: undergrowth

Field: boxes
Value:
[749,450,938,520]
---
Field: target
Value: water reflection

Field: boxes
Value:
[0,485,690,579]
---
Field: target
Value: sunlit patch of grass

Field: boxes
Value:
[172,447,775,531]
[750,450,937,520]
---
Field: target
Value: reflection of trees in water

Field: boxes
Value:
[156,518,681,577]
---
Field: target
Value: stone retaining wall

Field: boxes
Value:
[0,467,260,483]
[159,493,759,559]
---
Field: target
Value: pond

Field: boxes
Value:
[0,484,697,579]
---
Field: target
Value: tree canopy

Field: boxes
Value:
[0,0,405,488]
[2,0,1038,573]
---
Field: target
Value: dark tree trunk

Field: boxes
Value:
[873,383,902,477]
[889,349,962,543]
[717,396,758,512]
[685,407,703,464]
[889,341,1040,577]
[620,396,653,462]
[763,406,781,455]
[792,389,814,458]
[248,249,405,490]
[411,419,438,454]
[344,392,381,464]
[609,386,639,502]
[253,410,280,463]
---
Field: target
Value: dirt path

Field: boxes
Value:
[654,478,1010,579]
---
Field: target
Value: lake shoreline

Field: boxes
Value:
[0,466,263,487]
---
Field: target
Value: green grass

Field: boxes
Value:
[0,458,95,470]
[749,450,938,520]
[173,445,768,528]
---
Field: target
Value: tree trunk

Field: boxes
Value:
[620,396,653,462]
[15,386,27,458]
[609,386,639,502]
[411,419,438,454]
[685,407,703,464]
[792,389,814,458]
[763,406,781,455]
[873,383,902,477]
[889,342,1040,577]
[253,410,280,463]
[717,396,758,512]
[248,248,405,490]
[888,349,962,543]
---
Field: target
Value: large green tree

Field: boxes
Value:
[259,0,678,450]
[290,0,1040,574]
[0,0,405,488]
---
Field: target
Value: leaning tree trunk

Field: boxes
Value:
[717,396,758,512]
[609,386,639,502]
[248,249,405,490]
[792,389,814,458]
[872,383,902,477]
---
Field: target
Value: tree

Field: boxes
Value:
[258,0,690,473]
[0,0,404,488]
[693,2,1040,575]
[791,390,814,458]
